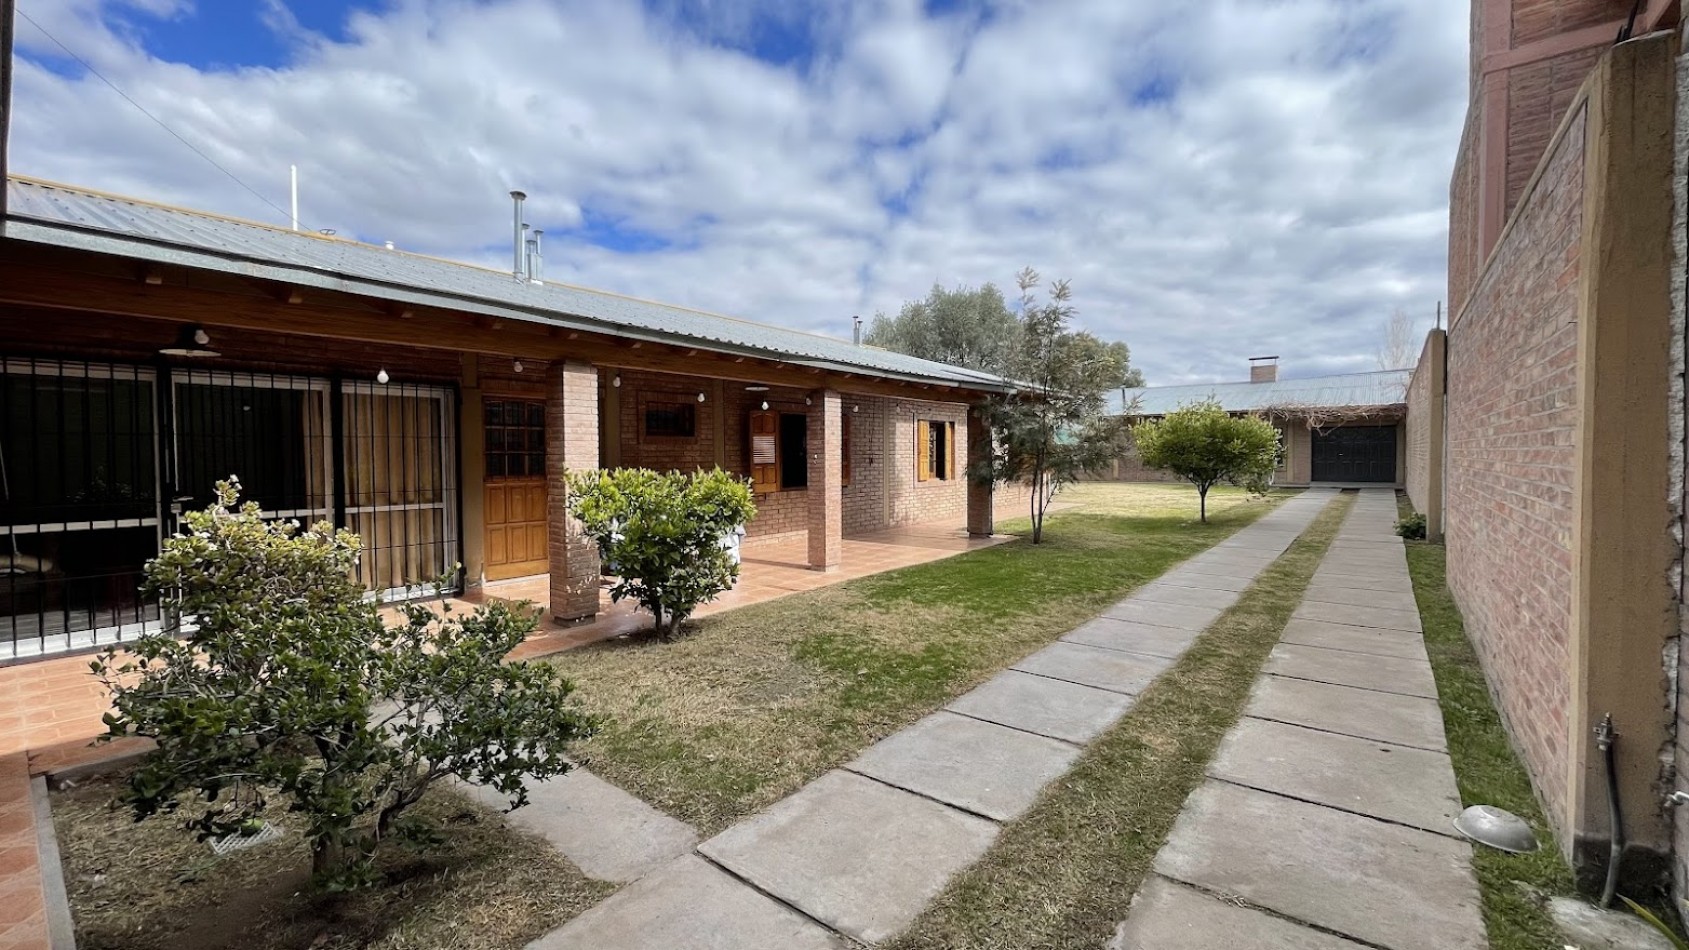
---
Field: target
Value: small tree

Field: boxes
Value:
[93,480,593,888]
[976,268,1132,544]
[566,467,756,639]
[1132,401,1280,522]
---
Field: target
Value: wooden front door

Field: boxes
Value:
[483,399,549,581]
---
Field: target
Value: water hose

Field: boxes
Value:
[1595,713,1623,908]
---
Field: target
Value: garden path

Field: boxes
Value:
[528,489,1341,948]
[1108,489,1486,950]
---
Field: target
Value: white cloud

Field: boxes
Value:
[8,0,1468,383]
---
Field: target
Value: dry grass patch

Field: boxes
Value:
[551,483,1293,834]
[54,774,612,950]
[887,491,1351,950]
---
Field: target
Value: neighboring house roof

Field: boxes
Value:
[1112,369,1411,417]
[2,176,1012,391]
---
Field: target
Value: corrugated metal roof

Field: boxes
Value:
[1113,369,1411,416]
[3,177,1011,390]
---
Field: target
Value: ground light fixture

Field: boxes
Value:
[159,325,220,358]
[1452,804,1538,853]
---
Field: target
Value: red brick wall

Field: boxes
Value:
[1450,113,1483,316]
[1405,336,1439,520]
[1445,102,1586,829]
[1506,45,1606,213]
[610,371,977,540]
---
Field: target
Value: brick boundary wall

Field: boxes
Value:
[1446,96,1587,836]
[1405,329,1447,540]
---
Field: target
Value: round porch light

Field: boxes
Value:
[613,374,622,388]
[760,401,770,411]
[159,325,220,358]
[376,368,390,385]
[697,392,706,403]
[513,359,524,374]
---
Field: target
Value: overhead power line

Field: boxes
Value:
[16,7,300,227]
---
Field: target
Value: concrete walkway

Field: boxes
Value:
[530,489,1340,949]
[1110,489,1487,950]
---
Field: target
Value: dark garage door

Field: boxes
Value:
[1311,426,1397,483]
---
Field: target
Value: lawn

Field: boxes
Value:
[548,482,1296,834]
[887,490,1351,949]
[53,778,612,950]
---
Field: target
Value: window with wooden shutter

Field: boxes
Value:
[842,415,853,487]
[917,418,932,482]
[749,410,780,494]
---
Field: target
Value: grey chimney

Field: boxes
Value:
[1248,355,1279,384]
[510,190,527,280]
[531,229,544,283]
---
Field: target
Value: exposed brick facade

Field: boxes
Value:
[1405,329,1447,539]
[808,390,843,569]
[546,361,602,620]
[1445,102,1586,831]
[607,370,984,544]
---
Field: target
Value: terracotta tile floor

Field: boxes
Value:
[0,519,1005,948]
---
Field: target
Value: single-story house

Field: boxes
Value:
[0,176,1024,662]
[1104,357,1411,488]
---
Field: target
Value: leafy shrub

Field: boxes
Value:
[1131,400,1280,522]
[566,467,756,639]
[1395,512,1428,540]
[93,479,593,888]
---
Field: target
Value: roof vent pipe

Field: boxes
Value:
[510,190,527,280]
[531,229,544,283]
[525,234,539,284]
[853,315,862,346]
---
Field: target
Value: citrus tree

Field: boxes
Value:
[94,480,594,888]
[1132,400,1280,522]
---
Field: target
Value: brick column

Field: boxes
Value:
[547,361,600,621]
[807,389,842,571]
[966,404,994,537]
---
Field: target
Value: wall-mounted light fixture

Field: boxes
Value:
[159,325,220,358]
[376,368,391,384]
[745,384,770,392]
[513,359,525,374]
[805,396,812,406]
[760,400,770,411]
[697,392,707,403]
[852,404,860,413]
[613,373,623,388]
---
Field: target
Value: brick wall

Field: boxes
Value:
[1506,45,1607,213]
[1405,330,1446,537]
[610,371,977,540]
[1450,114,1483,316]
[1445,101,1586,830]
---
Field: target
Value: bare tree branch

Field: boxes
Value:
[1377,308,1418,370]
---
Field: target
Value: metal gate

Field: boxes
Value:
[1311,425,1398,483]
[2,357,459,659]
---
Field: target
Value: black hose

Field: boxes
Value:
[1596,713,1623,908]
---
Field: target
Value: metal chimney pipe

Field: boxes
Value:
[853,315,862,346]
[509,190,527,279]
[525,235,538,285]
[531,229,544,283]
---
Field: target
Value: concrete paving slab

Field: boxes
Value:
[1063,618,1199,660]
[1245,675,1447,751]
[846,711,1080,821]
[1108,876,1370,950]
[1265,643,1438,698]
[1279,618,1428,660]
[1317,553,1407,572]
[1311,570,1416,593]
[1102,599,1223,631]
[1155,781,1485,950]
[1131,582,1242,611]
[1177,559,1268,580]
[946,669,1135,744]
[531,854,846,950]
[699,770,998,946]
[460,767,698,883]
[1185,552,1275,571]
[1014,641,1174,695]
[1208,718,1462,834]
[1301,584,1419,613]
[1293,599,1422,632]
[1157,570,1254,592]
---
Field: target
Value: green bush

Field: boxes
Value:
[93,479,593,889]
[1395,512,1428,540]
[566,467,757,639]
[1132,400,1280,522]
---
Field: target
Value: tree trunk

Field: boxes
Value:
[1199,485,1209,523]
[312,837,347,880]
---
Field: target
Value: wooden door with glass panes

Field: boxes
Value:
[483,399,548,580]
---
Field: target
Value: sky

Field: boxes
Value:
[9,0,1470,384]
